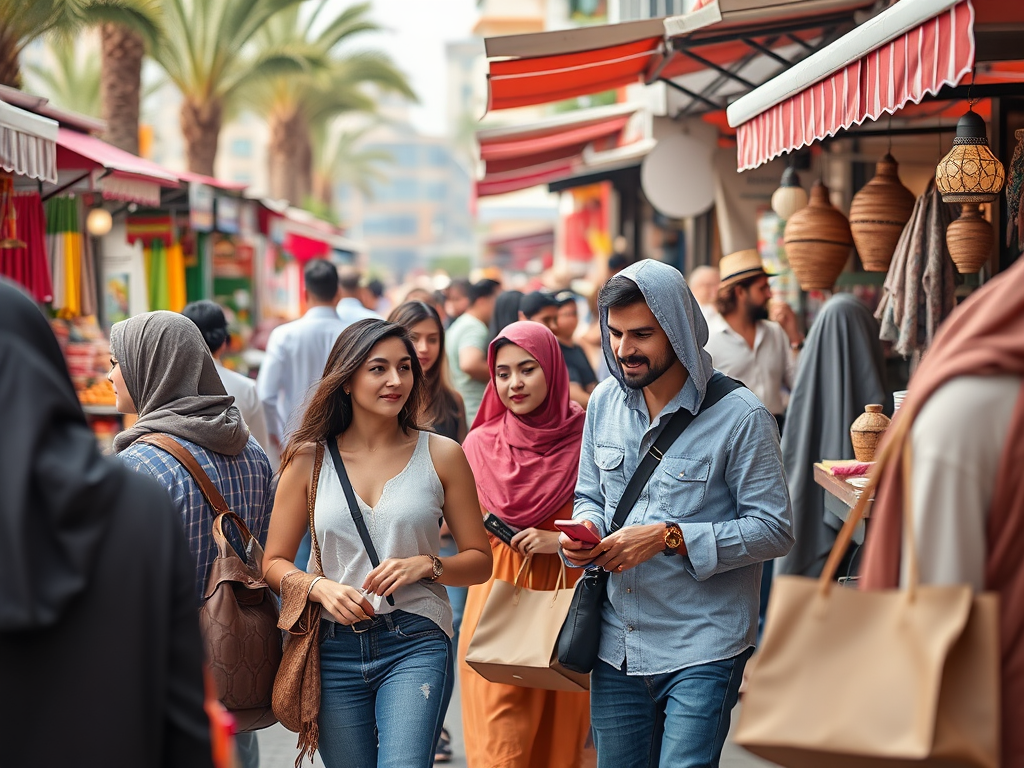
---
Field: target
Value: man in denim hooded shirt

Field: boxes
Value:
[561,259,793,768]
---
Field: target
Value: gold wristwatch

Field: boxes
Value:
[425,554,444,581]
[663,523,683,556]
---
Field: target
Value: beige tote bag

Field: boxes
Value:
[465,557,590,692]
[734,422,1000,768]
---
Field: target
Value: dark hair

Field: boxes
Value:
[338,269,362,293]
[554,290,577,307]
[714,274,762,316]
[608,254,629,272]
[181,300,228,354]
[387,301,462,432]
[447,279,471,298]
[304,259,339,302]
[367,278,385,298]
[598,275,645,310]
[490,336,517,357]
[280,319,423,470]
[489,290,523,337]
[468,279,501,305]
[519,291,560,319]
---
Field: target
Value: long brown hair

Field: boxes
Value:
[280,319,423,470]
[387,301,462,430]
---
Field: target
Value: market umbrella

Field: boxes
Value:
[874,181,959,358]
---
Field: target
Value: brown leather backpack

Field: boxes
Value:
[138,434,281,732]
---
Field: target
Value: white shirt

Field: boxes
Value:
[215,359,275,469]
[906,375,1019,591]
[336,297,380,325]
[704,314,797,416]
[256,306,347,442]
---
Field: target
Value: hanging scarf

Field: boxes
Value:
[463,321,585,528]
[111,311,249,456]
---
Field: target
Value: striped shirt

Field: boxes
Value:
[119,435,273,600]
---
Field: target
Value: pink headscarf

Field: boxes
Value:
[463,321,586,529]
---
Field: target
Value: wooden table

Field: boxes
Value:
[813,462,874,544]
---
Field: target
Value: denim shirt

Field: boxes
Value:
[573,374,794,675]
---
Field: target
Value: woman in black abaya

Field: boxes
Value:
[0,279,213,768]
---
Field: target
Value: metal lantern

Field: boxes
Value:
[771,166,808,221]
[935,109,1006,273]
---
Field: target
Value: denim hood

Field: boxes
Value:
[601,259,715,413]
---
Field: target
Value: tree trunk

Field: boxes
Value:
[100,24,144,155]
[180,97,223,176]
[312,171,333,209]
[267,108,313,204]
[0,26,22,88]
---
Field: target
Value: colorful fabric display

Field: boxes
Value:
[0,187,51,304]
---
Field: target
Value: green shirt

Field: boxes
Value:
[446,313,489,425]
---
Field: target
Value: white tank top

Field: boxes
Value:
[310,430,453,636]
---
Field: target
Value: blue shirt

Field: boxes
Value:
[336,297,380,326]
[573,374,794,675]
[119,435,273,601]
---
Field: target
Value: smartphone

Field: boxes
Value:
[554,519,602,546]
[483,513,519,546]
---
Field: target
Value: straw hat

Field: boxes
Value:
[717,249,775,291]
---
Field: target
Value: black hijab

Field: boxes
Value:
[777,293,888,577]
[0,280,125,631]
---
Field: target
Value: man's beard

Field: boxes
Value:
[618,350,676,390]
[747,302,769,323]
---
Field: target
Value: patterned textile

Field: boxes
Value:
[119,434,273,600]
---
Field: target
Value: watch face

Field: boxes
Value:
[665,527,683,549]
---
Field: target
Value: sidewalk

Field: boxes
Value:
[256,687,772,768]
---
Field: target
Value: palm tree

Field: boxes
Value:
[24,37,102,117]
[0,0,159,90]
[100,0,161,154]
[151,0,314,175]
[243,2,415,204]
[311,121,393,211]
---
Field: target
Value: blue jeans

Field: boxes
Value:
[317,611,454,768]
[590,648,753,768]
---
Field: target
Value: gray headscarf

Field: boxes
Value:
[110,311,250,456]
[777,293,887,577]
[600,259,715,413]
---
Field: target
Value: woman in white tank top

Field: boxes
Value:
[264,319,492,768]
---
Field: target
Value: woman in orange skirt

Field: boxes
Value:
[460,321,592,768]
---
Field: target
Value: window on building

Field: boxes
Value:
[369,143,417,167]
[424,181,447,201]
[362,215,418,236]
[371,177,418,201]
[426,146,449,168]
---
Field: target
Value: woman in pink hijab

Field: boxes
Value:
[459,321,591,768]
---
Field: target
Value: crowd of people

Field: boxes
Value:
[2,244,1022,768]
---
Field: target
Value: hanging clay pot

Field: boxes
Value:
[946,202,993,273]
[850,404,890,462]
[783,181,853,291]
[849,153,916,272]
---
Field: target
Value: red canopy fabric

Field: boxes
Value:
[733,0,975,170]
[0,192,51,303]
[55,128,180,205]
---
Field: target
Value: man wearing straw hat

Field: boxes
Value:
[705,249,803,435]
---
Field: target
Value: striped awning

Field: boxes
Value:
[727,0,976,170]
[0,101,58,183]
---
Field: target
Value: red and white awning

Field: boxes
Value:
[727,0,976,170]
[0,101,58,183]
[56,128,181,205]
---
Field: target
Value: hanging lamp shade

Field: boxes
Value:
[771,166,808,221]
[849,153,915,272]
[935,109,1006,273]
[783,180,853,291]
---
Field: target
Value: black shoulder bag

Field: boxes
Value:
[556,372,743,673]
[326,438,396,607]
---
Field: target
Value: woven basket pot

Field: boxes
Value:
[783,181,853,291]
[849,153,916,272]
[850,404,890,462]
[946,202,993,273]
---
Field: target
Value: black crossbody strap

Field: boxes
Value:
[609,373,744,533]
[326,438,396,607]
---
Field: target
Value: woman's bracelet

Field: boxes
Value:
[306,575,325,597]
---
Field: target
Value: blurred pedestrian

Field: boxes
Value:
[365,277,392,316]
[337,267,381,325]
[518,291,561,333]
[447,279,501,425]
[489,289,523,338]
[109,311,273,768]
[257,259,347,451]
[262,319,492,768]
[687,265,720,320]
[555,291,597,408]
[183,299,274,465]
[460,321,591,768]
[861,255,1024,763]
[778,293,887,578]
[0,281,213,768]
[445,279,472,325]
[561,260,793,768]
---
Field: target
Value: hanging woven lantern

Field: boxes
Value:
[935,108,1006,273]
[849,153,915,272]
[783,181,853,290]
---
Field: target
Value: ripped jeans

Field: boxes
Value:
[317,611,454,768]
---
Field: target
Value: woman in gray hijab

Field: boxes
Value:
[777,293,888,578]
[110,311,273,767]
